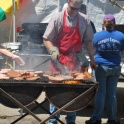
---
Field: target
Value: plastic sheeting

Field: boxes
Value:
[86,0,124,31]
[0,0,124,43]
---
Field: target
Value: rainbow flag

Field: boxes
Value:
[0,0,21,22]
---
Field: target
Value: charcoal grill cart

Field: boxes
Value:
[0,79,98,124]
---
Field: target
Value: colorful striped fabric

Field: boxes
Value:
[0,0,21,22]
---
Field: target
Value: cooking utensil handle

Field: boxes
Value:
[33,57,51,71]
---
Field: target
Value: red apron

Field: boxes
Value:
[50,10,82,72]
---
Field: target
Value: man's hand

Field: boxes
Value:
[49,46,59,61]
[89,58,96,70]
[12,55,25,66]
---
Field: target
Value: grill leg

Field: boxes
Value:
[35,101,65,124]
[11,99,48,124]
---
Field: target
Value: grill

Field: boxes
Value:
[45,83,97,112]
[115,24,124,33]
[0,79,97,111]
[0,80,44,108]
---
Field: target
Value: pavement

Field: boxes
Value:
[0,82,124,124]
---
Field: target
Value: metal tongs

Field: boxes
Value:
[56,58,70,75]
[76,51,89,72]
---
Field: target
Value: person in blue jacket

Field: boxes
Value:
[85,14,124,124]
